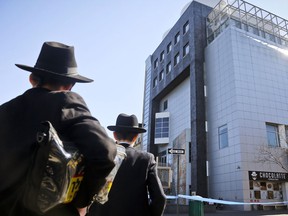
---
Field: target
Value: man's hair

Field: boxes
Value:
[114,131,138,142]
[31,73,75,88]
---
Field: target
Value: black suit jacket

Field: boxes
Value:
[0,87,116,216]
[89,143,166,216]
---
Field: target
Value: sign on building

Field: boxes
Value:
[249,171,288,182]
[168,148,185,155]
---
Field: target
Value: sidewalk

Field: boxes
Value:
[164,209,288,216]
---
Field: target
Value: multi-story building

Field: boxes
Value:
[206,0,288,210]
[142,0,288,211]
[142,0,211,199]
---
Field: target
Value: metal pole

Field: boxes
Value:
[176,154,179,216]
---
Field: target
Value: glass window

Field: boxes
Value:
[266,123,279,147]
[174,32,180,44]
[153,77,157,88]
[159,153,167,164]
[155,121,161,127]
[163,100,168,110]
[174,52,180,66]
[183,43,189,57]
[163,121,169,127]
[267,33,276,42]
[160,51,164,62]
[154,58,158,69]
[159,70,164,81]
[260,182,267,190]
[155,133,161,138]
[162,127,169,133]
[155,117,169,138]
[267,191,273,199]
[166,62,171,74]
[231,19,241,29]
[155,128,161,133]
[254,191,260,199]
[219,124,228,149]
[167,42,172,53]
[249,181,253,190]
[183,21,189,34]
[273,183,279,190]
[285,126,288,145]
[243,23,248,31]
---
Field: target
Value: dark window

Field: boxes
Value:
[166,62,171,73]
[174,52,180,66]
[183,21,189,34]
[163,100,168,110]
[160,51,165,62]
[174,32,180,44]
[153,77,157,88]
[159,70,164,81]
[183,43,189,57]
[154,58,158,68]
[167,42,172,53]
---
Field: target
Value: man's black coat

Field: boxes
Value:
[89,143,166,216]
[0,87,116,216]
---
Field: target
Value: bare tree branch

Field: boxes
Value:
[255,146,288,172]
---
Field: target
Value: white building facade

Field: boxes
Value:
[205,0,288,210]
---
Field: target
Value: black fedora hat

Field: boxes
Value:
[107,113,146,133]
[15,41,93,83]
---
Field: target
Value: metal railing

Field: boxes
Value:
[206,0,288,47]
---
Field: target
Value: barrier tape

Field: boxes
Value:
[166,195,288,205]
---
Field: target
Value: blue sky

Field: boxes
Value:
[1,0,287,137]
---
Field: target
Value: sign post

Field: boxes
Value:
[168,148,185,216]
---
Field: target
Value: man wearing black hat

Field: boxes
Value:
[89,113,166,216]
[0,42,117,216]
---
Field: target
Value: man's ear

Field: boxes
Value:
[63,83,75,91]
[113,132,118,140]
[132,134,138,143]
[29,74,38,87]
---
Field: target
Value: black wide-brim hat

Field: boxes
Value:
[15,41,93,83]
[107,113,146,133]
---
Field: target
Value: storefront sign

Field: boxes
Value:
[249,171,288,182]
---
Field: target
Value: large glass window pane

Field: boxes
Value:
[162,128,169,133]
[266,124,279,147]
[219,124,228,149]
[163,117,169,122]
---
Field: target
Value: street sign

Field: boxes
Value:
[168,148,185,155]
